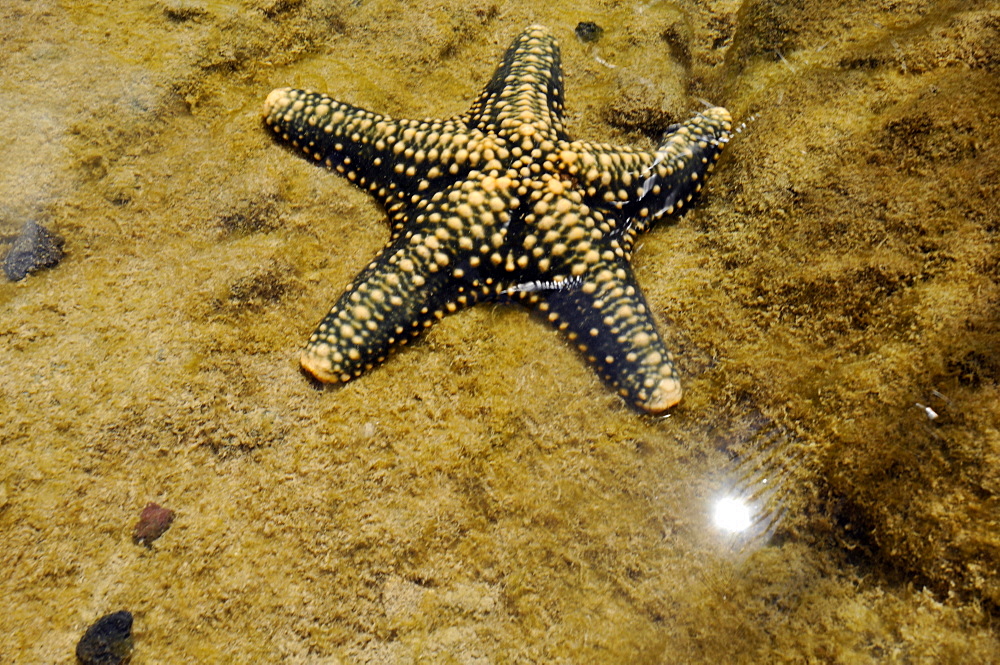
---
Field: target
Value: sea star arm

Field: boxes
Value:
[521,259,683,414]
[501,187,682,413]
[298,172,520,382]
[556,106,733,234]
[299,234,478,383]
[263,88,474,213]
[462,25,568,139]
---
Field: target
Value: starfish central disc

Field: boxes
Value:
[263,25,733,413]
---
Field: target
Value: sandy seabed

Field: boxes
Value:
[1,0,998,662]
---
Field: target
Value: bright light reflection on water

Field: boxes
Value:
[712,496,753,534]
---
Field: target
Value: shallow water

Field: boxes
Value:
[1,0,998,662]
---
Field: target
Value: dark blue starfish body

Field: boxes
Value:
[264,25,732,413]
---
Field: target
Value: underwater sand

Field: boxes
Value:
[1,0,998,662]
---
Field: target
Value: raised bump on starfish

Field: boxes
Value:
[263,24,732,413]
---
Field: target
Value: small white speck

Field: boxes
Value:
[915,402,938,420]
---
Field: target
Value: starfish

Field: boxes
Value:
[263,25,732,413]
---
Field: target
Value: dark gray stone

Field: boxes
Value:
[3,219,64,281]
[76,610,133,665]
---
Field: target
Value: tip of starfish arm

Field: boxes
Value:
[300,347,341,383]
[641,377,683,414]
[263,88,292,117]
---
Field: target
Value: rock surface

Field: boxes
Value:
[75,611,133,665]
[2,220,64,281]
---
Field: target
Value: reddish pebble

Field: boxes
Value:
[133,502,175,545]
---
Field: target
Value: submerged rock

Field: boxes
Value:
[75,610,133,665]
[133,502,175,546]
[575,21,604,43]
[2,219,64,281]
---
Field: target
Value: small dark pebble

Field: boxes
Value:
[76,610,133,665]
[2,219,65,281]
[575,21,604,43]
[133,502,175,545]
